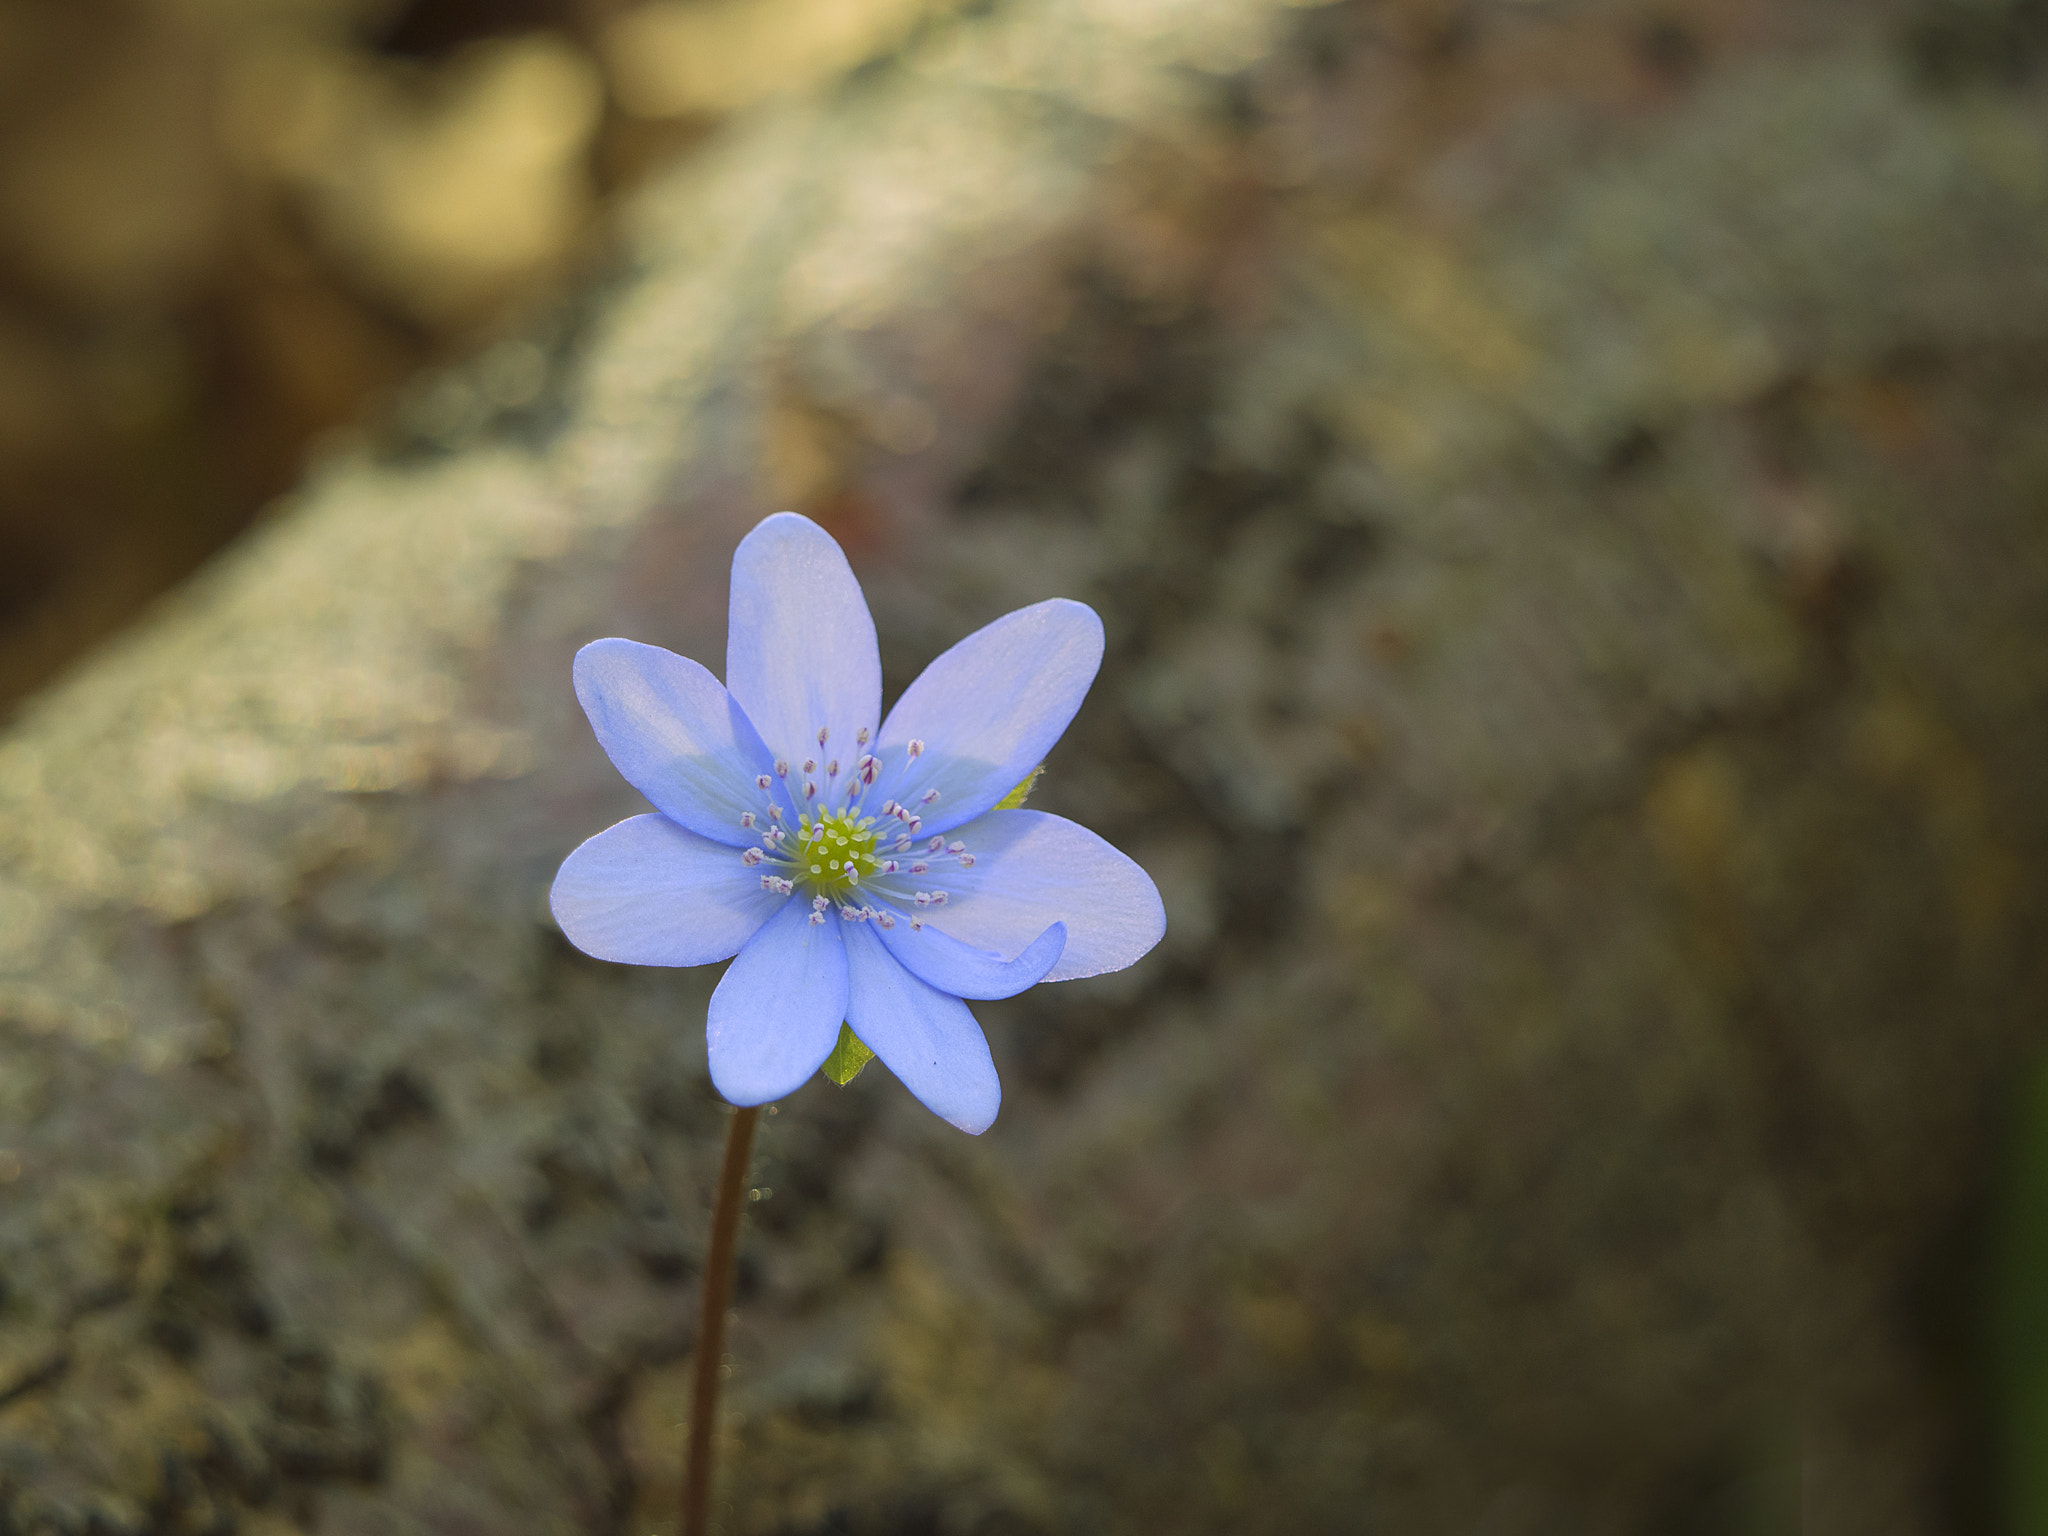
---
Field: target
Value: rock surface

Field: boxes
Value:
[2,0,2047,1531]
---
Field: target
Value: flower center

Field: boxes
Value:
[795,807,879,897]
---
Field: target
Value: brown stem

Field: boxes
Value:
[683,1102,760,1536]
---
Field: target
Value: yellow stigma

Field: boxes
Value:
[796,806,880,898]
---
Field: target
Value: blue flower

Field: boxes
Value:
[551,512,1165,1133]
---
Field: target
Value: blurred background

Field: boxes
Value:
[1,0,2047,1533]
[0,0,951,714]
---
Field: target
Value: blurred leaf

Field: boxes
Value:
[1991,1048,2048,1535]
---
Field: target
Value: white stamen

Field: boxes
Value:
[804,780,817,801]
[910,917,924,931]
[880,860,899,873]
[910,861,929,875]
[858,755,877,784]
[827,759,839,777]
[756,775,772,790]
[813,895,830,912]
[809,910,825,925]
[958,854,975,868]
[930,891,949,906]
[817,726,829,747]
[802,758,816,774]
[741,848,764,866]
[914,892,931,907]
[768,806,782,822]
[857,727,870,746]
[908,739,925,758]
[947,840,966,854]
[921,789,941,805]
[740,812,756,829]
[907,816,922,833]
[876,912,896,930]
[775,759,789,778]
[894,836,913,852]
[840,905,861,922]
[928,836,945,853]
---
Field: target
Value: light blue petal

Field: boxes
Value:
[707,897,848,1106]
[873,599,1102,836]
[551,814,784,966]
[876,915,1066,1000]
[725,513,881,773]
[574,639,786,846]
[843,922,1000,1134]
[904,809,1163,981]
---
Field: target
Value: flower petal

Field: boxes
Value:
[574,639,785,846]
[551,814,783,966]
[909,809,1163,981]
[877,915,1066,1000]
[707,898,848,1106]
[843,922,1000,1134]
[875,599,1102,835]
[726,512,881,770]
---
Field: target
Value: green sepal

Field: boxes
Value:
[822,1022,875,1086]
[995,765,1044,810]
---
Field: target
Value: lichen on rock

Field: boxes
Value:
[1,0,2046,1531]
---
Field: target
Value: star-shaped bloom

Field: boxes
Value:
[551,513,1165,1133]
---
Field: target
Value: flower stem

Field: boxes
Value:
[683,1102,760,1536]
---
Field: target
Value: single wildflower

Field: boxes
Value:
[551,512,1164,1133]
